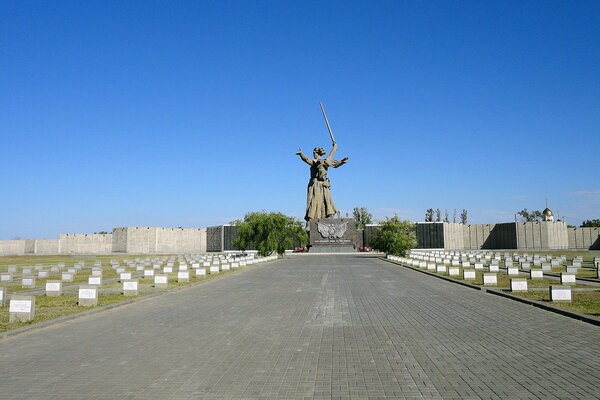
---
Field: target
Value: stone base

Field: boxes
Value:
[309,245,357,253]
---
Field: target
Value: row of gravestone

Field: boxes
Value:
[389,252,599,303]
[409,249,596,273]
[0,254,277,323]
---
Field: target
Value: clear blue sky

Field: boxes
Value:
[1,1,599,239]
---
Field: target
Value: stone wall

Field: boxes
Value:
[568,227,600,250]
[112,227,207,254]
[415,221,571,250]
[515,221,568,250]
[415,223,444,249]
[0,240,26,255]
[59,233,113,254]
[34,240,60,255]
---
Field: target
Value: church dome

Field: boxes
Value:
[543,208,553,217]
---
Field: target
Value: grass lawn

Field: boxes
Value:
[0,254,264,332]
[512,290,600,317]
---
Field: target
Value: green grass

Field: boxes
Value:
[513,290,600,317]
[0,254,262,332]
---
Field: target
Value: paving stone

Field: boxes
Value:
[0,255,599,399]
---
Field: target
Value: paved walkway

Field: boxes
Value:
[1,255,599,399]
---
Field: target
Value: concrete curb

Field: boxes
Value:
[380,257,600,327]
[0,259,279,340]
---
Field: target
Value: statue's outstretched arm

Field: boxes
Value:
[326,142,338,161]
[331,156,349,168]
[296,148,312,165]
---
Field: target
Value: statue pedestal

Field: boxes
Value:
[308,218,360,253]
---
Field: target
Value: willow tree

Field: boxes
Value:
[233,211,308,257]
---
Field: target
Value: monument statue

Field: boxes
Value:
[296,103,349,222]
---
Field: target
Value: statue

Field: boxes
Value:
[296,103,349,222]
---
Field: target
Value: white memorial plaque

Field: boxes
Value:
[483,274,497,285]
[10,300,32,313]
[448,267,460,276]
[88,277,102,285]
[79,288,97,299]
[561,273,576,284]
[177,271,189,279]
[46,282,61,291]
[92,270,102,277]
[511,279,528,292]
[38,271,48,278]
[23,278,34,286]
[489,265,499,272]
[1,274,12,282]
[530,269,543,279]
[550,286,571,301]
[144,269,155,277]
[120,272,132,280]
[163,267,173,273]
[436,265,446,274]
[154,275,168,284]
[123,281,138,290]
[507,267,519,276]
[463,270,476,280]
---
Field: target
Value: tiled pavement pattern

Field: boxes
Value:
[0,255,599,400]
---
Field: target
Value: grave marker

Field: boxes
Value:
[45,281,62,296]
[154,274,168,287]
[510,278,528,292]
[483,273,497,286]
[9,295,35,322]
[550,286,571,302]
[122,280,138,296]
[560,273,576,285]
[78,285,98,306]
[22,276,36,289]
[177,271,190,283]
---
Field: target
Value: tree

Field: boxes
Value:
[353,207,373,230]
[371,215,417,256]
[435,208,441,222]
[444,209,449,223]
[425,208,434,222]
[453,209,457,223]
[581,219,600,227]
[460,209,468,224]
[517,209,544,222]
[233,211,308,257]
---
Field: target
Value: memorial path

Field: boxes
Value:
[0,255,599,399]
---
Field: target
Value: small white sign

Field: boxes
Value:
[551,287,571,301]
[79,288,97,299]
[23,278,34,286]
[88,277,101,285]
[178,271,189,279]
[123,281,138,290]
[46,282,61,291]
[120,272,132,280]
[9,300,32,313]
[163,267,173,273]
[0,289,4,301]
[511,279,528,292]
[155,275,168,284]
[561,273,576,284]
[483,274,497,285]
[144,270,155,277]
[463,270,476,280]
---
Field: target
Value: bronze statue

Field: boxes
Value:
[296,104,349,222]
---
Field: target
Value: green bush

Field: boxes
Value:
[233,211,308,257]
[372,216,416,256]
